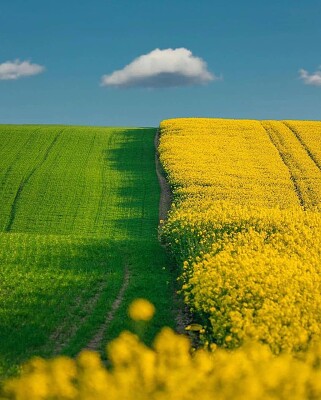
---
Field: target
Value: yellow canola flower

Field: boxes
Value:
[3,327,321,400]
[159,117,321,353]
[128,298,155,321]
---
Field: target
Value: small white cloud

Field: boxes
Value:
[101,48,218,88]
[0,59,45,80]
[299,67,321,86]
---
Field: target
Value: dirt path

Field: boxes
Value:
[154,129,192,336]
[154,129,172,222]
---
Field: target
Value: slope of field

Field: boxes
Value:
[159,118,321,353]
[0,125,175,378]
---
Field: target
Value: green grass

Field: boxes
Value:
[0,125,175,379]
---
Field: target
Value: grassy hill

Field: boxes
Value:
[0,125,175,378]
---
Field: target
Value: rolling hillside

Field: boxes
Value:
[0,125,175,378]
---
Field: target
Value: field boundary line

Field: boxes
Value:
[261,121,306,208]
[4,129,64,232]
[154,129,193,337]
[154,129,172,222]
[282,121,321,172]
[85,265,131,351]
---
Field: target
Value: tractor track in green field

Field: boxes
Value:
[50,280,107,355]
[85,265,131,351]
[0,128,41,189]
[4,130,64,232]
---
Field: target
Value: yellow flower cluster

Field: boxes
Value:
[159,118,321,353]
[3,327,321,400]
[162,201,321,353]
[128,298,155,321]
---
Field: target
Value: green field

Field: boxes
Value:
[0,125,175,378]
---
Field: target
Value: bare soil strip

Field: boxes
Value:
[85,266,131,351]
[154,129,172,222]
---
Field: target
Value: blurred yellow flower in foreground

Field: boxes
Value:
[128,298,155,321]
[4,327,321,400]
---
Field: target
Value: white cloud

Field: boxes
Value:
[0,59,45,80]
[101,48,218,88]
[299,67,321,86]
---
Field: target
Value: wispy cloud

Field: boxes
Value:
[299,66,321,86]
[0,59,45,80]
[101,48,218,88]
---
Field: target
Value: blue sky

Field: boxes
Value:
[0,0,320,126]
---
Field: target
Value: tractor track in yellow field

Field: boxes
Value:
[283,121,321,173]
[261,122,306,208]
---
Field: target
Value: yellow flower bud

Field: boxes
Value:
[128,299,155,321]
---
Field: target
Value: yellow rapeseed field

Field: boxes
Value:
[159,118,300,208]
[159,118,321,353]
